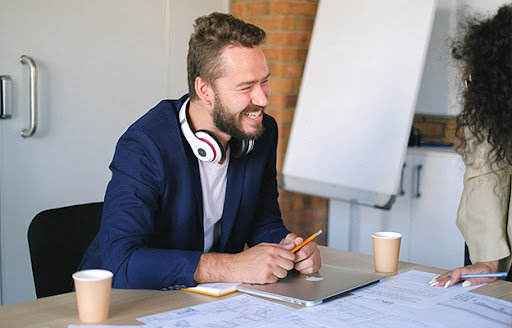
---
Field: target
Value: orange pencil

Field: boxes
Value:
[291,230,322,253]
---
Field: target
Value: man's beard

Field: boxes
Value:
[212,94,265,140]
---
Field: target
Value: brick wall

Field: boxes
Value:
[412,115,459,147]
[231,0,328,245]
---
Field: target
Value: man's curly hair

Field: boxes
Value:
[453,4,512,166]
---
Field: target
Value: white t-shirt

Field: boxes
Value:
[198,150,229,252]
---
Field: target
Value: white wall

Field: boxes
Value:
[463,0,510,12]
[168,0,230,98]
[415,0,458,116]
[415,0,510,116]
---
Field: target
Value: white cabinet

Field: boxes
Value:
[328,148,466,270]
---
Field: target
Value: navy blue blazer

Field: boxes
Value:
[79,95,290,289]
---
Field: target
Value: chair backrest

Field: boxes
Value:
[28,202,103,298]
[464,243,471,266]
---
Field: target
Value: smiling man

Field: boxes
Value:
[79,12,321,289]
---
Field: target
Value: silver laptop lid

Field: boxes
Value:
[236,264,384,306]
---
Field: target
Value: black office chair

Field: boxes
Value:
[27,202,103,298]
[464,243,471,267]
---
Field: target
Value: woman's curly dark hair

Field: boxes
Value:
[453,4,512,166]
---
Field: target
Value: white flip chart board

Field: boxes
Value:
[281,0,436,209]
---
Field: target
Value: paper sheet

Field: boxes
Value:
[137,294,297,328]
[296,292,512,328]
[295,270,512,328]
[298,294,447,328]
[352,269,480,308]
[432,292,512,327]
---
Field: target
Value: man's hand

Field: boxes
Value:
[194,243,296,284]
[430,260,499,288]
[280,233,322,275]
[231,243,297,283]
[194,233,322,284]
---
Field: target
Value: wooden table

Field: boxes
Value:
[1,246,511,327]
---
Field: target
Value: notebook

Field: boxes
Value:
[236,264,385,306]
[184,282,240,296]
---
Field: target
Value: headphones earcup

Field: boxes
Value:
[195,130,225,163]
[230,139,254,159]
[179,99,225,163]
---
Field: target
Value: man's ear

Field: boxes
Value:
[195,76,214,107]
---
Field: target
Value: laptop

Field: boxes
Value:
[236,264,385,306]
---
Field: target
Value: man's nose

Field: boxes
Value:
[251,84,270,107]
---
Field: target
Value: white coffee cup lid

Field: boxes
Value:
[371,231,402,239]
[72,269,113,281]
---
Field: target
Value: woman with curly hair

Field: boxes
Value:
[432,3,512,288]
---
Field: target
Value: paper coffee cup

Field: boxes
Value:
[371,232,402,273]
[73,269,113,323]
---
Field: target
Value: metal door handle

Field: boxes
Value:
[415,164,423,198]
[399,162,406,195]
[0,76,11,119]
[20,55,38,137]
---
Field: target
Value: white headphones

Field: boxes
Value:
[179,98,254,163]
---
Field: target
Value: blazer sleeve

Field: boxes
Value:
[101,128,201,289]
[456,129,512,271]
[247,117,290,246]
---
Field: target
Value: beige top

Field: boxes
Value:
[456,128,512,272]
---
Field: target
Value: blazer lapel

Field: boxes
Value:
[185,145,204,235]
[220,155,246,251]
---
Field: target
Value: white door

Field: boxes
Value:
[0,0,228,305]
[409,151,465,270]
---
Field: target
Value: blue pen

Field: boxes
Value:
[447,272,508,279]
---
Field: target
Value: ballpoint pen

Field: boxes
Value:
[291,230,322,253]
[447,272,508,279]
